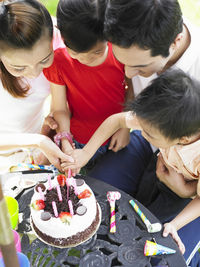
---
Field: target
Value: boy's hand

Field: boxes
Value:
[109,128,130,152]
[39,136,74,171]
[156,154,196,198]
[61,149,91,174]
[163,222,185,254]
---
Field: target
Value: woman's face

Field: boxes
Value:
[0,34,54,79]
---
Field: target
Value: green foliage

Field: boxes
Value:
[41,0,200,26]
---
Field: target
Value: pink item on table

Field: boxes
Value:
[107,191,121,233]
[38,187,44,201]
[52,201,58,217]
[56,185,62,202]
[68,200,74,216]
[48,175,52,190]
[0,230,21,258]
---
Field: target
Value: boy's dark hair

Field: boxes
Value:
[128,68,200,140]
[104,0,183,57]
[0,0,53,97]
[57,0,106,52]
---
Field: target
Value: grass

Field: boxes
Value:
[41,0,200,26]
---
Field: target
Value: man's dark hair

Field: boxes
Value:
[104,0,183,57]
[128,68,200,140]
[57,0,106,52]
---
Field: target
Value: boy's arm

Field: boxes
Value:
[163,196,200,254]
[61,112,139,172]
[50,83,73,153]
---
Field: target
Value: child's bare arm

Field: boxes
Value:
[50,83,73,153]
[163,196,200,253]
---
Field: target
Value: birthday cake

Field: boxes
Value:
[30,174,101,247]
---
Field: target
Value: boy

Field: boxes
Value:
[61,68,200,261]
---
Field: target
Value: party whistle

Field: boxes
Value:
[144,240,176,256]
[129,200,162,233]
[107,191,121,233]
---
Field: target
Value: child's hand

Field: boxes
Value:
[109,128,130,152]
[163,222,185,254]
[61,149,91,173]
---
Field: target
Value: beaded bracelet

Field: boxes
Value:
[54,132,73,147]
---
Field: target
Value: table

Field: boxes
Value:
[17,174,187,267]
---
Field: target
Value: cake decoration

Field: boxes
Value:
[107,191,121,233]
[30,174,101,247]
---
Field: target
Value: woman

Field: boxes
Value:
[0,0,72,171]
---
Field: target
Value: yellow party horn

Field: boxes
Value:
[144,240,176,256]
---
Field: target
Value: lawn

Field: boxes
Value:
[41,0,200,26]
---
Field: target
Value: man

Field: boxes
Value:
[88,0,200,266]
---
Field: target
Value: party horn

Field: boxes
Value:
[129,200,162,233]
[107,191,121,233]
[16,163,58,173]
[144,240,176,256]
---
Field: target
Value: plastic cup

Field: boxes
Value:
[0,252,30,267]
[0,230,21,258]
[5,196,19,229]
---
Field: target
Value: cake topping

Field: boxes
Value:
[59,212,72,224]
[32,199,45,210]
[44,184,80,216]
[76,205,87,216]
[57,174,66,187]
[75,179,85,186]
[35,183,46,192]
[41,211,52,221]
[78,189,92,199]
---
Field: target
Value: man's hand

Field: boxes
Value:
[156,154,197,198]
[109,128,130,152]
[163,222,185,254]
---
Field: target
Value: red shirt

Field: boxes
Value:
[43,43,126,144]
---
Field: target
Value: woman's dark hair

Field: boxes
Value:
[127,68,200,140]
[57,0,106,52]
[104,0,183,57]
[0,0,53,97]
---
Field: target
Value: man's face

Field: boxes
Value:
[112,44,173,78]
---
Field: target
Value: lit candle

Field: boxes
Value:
[48,175,52,190]
[56,184,62,202]
[52,201,58,217]
[68,200,74,216]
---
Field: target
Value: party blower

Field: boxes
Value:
[129,200,162,233]
[107,191,121,233]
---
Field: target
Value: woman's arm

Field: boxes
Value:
[0,133,73,170]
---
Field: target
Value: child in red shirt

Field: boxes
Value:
[43,0,133,169]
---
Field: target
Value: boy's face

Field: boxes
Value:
[112,44,174,78]
[66,41,108,67]
[137,117,179,149]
